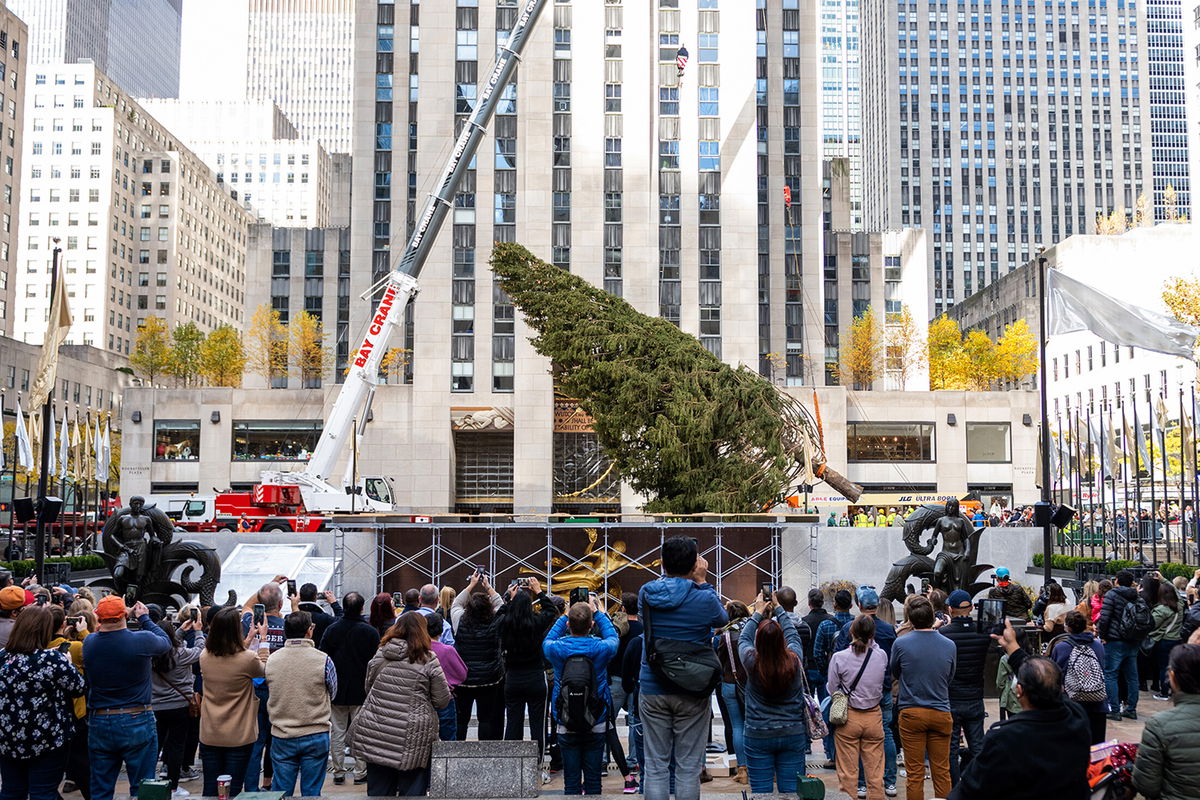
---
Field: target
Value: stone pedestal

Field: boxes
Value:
[428,740,540,798]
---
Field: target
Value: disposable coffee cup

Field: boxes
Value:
[217,775,232,800]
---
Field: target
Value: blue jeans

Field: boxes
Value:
[859,690,897,788]
[0,744,69,800]
[808,669,828,701]
[949,699,986,787]
[200,743,252,798]
[560,730,605,795]
[439,698,458,741]
[743,733,807,794]
[1154,639,1181,693]
[718,682,746,768]
[1104,639,1140,712]
[270,733,329,797]
[245,683,272,790]
[88,710,159,800]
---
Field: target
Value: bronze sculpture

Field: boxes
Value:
[880,499,993,603]
[94,496,223,607]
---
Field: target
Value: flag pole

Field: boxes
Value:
[2,392,14,553]
[33,244,61,581]
[1121,398,1133,561]
[1192,384,1199,558]
[1177,378,1187,566]
[1037,255,1053,584]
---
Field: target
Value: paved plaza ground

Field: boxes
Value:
[293,694,1162,798]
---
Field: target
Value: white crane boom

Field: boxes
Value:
[267,0,549,509]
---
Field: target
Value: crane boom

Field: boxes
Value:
[299,0,549,487]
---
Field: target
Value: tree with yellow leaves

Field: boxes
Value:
[885,305,924,390]
[198,326,245,387]
[1162,276,1200,326]
[245,304,289,386]
[995,319,1039,386]
[961,330,999,390]
[289,310,326,388]
[837,306,882,389]
[130,316,172,385]
[380,347,411,384]
[1094,206,1129,235]
[927,315,966,390]
[1164,184,1182,222]
[1134,192,1151,227]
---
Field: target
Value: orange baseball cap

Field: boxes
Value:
[95,595,128,621]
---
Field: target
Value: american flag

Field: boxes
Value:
[676,46,689,76]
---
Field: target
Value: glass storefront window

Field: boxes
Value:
[847,422,935,462]
[232,420,322,461]
[153,420,200,461]
[966,422,1012,463]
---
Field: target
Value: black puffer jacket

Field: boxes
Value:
[1181,602,1200,643]
[939,615,992,703]
[454,617,504,686]
[1097,585,1139,643]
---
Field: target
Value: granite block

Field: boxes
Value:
[428,740,541,798]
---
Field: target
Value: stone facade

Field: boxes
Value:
[120,385,1040,514]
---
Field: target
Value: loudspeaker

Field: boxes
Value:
[12,497,35,523]
[1033,501,1054,528]
[37,497,63,524]
[1051,504,1077,530]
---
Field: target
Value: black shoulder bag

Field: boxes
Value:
[642,584,722,697]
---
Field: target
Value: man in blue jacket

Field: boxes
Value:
[638,536,728,800]
[544,596,619,795]
[83,595,172,800]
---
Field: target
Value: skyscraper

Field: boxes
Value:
[863,0,1157,316]
[15,63,251,352]
[180,0,353,153]
[820,0,864,230]
[348,0,825,511]
[9,0,182,98]
[0,0,26,339]
[1146,0,1191,219]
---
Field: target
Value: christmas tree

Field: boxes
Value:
[489,242,861,514]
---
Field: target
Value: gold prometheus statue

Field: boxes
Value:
[522,528,661,598]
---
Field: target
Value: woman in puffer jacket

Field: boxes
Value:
[1132,642,1200,800]
[350,612,451,797]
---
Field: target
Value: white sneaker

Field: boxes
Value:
[857,788,867,799]
[172,789,190,798]
[541,770,551,785]
[885,784,898,797]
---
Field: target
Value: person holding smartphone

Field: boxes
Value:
[450,568,505,740]
[239,580,288,791]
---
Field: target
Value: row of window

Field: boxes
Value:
[847,421,1013,463]
[154,419,322,462]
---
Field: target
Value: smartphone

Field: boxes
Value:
[476,564,488,578]
[66,615,81,627]
[35,594,48,606]
[761,583,773,601]
[286,579,297,597]
[976,598,1005,635]
[920,577,931,593]
[392,591,404,607]
[253,603,265,626]
[569,587,589,606]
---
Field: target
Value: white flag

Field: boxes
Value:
[58,404,70,479]
[99,417,111,482]
[1048,269,1200,358]
[14,398,33,470]
[93,415,102,480]
[46,405,57,477]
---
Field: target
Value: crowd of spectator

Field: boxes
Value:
[3,549,1200,799]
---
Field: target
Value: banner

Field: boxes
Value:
[28,265,73,408]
